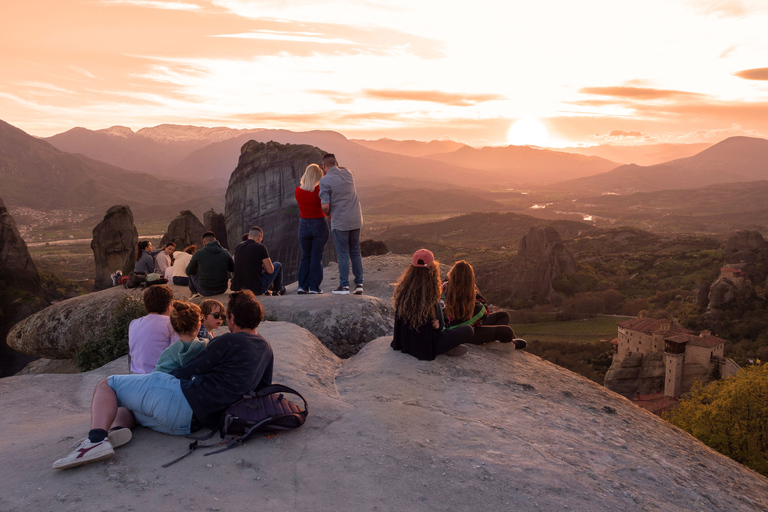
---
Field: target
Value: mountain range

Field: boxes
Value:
[558,136,768,193]
[0,120,224,220]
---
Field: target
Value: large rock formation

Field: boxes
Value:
[204,208,228,249]
[160,210,206,249]
[0,197,47,377]
[604,352,666,399]
[707,268,753,311]
[90,205,138,290]
[2,324,767,511]
[7,286,142,359]
[225,140,335,283]
[724,230,767,264]
[475,226,578,306]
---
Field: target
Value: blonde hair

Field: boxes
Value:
[393,262,441,329]
[300,164,323,192]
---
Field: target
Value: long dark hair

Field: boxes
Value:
[393,263,441,328]
[444,260,476,322]
[136,241,150,261]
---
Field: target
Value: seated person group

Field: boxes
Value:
[54,244,523,469]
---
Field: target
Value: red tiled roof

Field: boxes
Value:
[610,338,618,345]
[664,333,725,349]
[617,317,692,336]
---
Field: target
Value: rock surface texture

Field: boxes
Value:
[475,226,578,306]
[90,205,138,290]
[224,140,334,283]
[6,286,142,359]
[203,208,228,249]
[160,210,206,249]
[1,323,767,512]
[604,352,666,399]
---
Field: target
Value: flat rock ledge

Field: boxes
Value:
[0,322,766,512]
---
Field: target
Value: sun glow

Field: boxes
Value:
[507,118,550,147]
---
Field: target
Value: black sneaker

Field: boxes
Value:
[276,287,287,296]
[332,286,350,295]
[309,290,324,294]
[513,338,528,350]
[297,288,307,294]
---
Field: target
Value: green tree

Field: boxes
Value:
[666,364,768,476]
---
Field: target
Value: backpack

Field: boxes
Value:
[163,384,308,467]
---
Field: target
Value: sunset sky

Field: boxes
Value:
[2,0,768,146]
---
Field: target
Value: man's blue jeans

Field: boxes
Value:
[298,218,329,292]
[258,261,283,295]
[332,228,363,288]
[188,274,227,296]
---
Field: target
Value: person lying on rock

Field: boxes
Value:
[53,290,274,470]
[153,301,208,374]
[197,299,225,341]
[390,249,476,359]
[128,285,176,374]
[231,226,286,296]
[442,260,527,350]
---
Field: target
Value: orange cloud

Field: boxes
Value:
[734,67,768,80]
[361,89,504,106]
[579,86,703,100]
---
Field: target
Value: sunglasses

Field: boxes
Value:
[209,312,226,320]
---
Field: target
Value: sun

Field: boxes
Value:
[507,118,550,147]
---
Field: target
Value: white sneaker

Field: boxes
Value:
[53,438,114,469]
[69,427,132,451]
[354,286,363,295]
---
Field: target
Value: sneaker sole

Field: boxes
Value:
[108,428,132,448]
[332,291,350,295]
[52,446,115,470]
[354,290,363,295]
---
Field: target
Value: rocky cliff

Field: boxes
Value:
[475,226,578,306]
[1,324,767,511]
[604,352,666,399]
[160,210,205,249]
[225,141,334,282]
[725,230,767,264]
[204,209,228,249]
[90,205,138,290]
[0,197,47,376]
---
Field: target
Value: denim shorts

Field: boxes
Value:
[108,372,193,435]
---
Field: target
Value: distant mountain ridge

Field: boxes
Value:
[558,136,768,193]
[424,145,620,185]
[0,119,224,219]
[561,142,712,166]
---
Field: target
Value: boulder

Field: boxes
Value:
[6,286,142,359]
[256,294,393,358]
[160,210,206,249]
[224,140,335,283]
[204,208,228,249]
[475,226,578,306]
[1,324,767,511]
[90,205,138,291]
[0,197,47,376]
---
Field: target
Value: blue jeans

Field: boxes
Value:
[258,261,283,294]
[188,274,227,296]
[298,218,330,292]
[332,228,363,288]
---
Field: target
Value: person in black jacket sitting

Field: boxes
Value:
[52,290,273,470]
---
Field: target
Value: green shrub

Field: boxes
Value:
[76,294,147,371]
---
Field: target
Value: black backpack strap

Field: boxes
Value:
[162,440,200,467]
[203,416,274,456]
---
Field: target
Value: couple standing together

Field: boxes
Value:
[295,153,363,295]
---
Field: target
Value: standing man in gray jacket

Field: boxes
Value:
[319,153,363,295]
